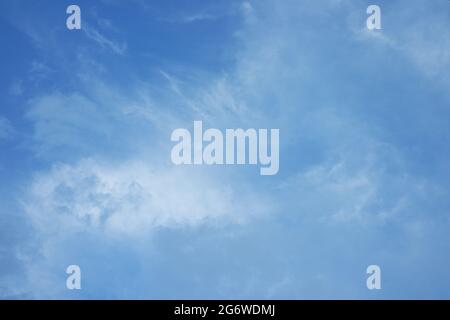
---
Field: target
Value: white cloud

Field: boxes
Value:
[348,1,450,84]
[25,159,269,237]
[9,0,450,299]
[399,20,450,79]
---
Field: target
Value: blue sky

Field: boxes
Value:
[1,0,450,299]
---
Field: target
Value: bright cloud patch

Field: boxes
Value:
[25,159,268,237]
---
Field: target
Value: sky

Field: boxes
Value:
[1,0,450,299]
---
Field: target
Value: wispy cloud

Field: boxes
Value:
[0,117,14,140]
[348,1,450,84]
[178,12,218,23]
[83,24,127,55]
[3,0,450,299]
